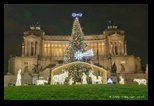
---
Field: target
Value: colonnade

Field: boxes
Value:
[43,42,105,57]
[22,41,40,56]
[86,42,105,56]
[109,41,127,55]
[43,43,68,57]
[22,40,127,57]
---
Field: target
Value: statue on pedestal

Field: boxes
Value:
[16,69,22,86]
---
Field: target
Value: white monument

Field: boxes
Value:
[16,69,22,86]
[119,76,125,84]
[133,79,146,85]
[82,72,87,84]
[52,71,68,85]
[36,80,48,85]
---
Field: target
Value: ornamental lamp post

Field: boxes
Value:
[48,54,52,84]
[108,54,112,72]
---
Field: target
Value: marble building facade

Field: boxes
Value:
[6,23,147,85]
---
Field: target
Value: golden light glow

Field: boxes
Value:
[44,44,47,47]
[48,44,50,47]
[121,61,126,63]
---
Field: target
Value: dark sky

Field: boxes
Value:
[4,4,148,72]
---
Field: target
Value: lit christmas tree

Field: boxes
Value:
[63,17,93,83]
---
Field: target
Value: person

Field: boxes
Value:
[82,72,87,84]
[16,69,22,86]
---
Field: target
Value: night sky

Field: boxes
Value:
[4,4,148,72]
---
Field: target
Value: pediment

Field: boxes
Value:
[110,33,123,37]
[24,34,41,41]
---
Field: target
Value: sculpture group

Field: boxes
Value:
[118,76,147,85]
[52,70,102,85]
[14,68,147,86]
[88,71,102,84]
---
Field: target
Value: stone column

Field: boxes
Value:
[44,43,46,56]
[99,43,102,55]
[38,42,40,56]
[122,41,124,55]
[103,41,106,57]
[53,43,55,57]
[118,43,120,55]
[60,44,62,57]
[58,44,60,57]
[59,44,61,57]
[55,44,57,57]
[120,42,122,55]
[51,44,53,57]
[25,41,27,56]
[46,43,48,56]
[28,42,31,56]
[64,44,66,56]
[62,46,64,57]
[94,43,97,55]
[113,42,116,55]
[110,44,112,55]
[22,42,24,57]
[50,43,52,57]
[98,43,100,56]
[30,42,32,56]
[35,42,38,56]
[102,43,104,56]
[124,41,127,55]
[33,41,35,56]
[56,44,59,57]
[42,40,44,57]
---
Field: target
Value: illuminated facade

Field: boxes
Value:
[7,23,143,84]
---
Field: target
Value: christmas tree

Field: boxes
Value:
[63,17,93,83]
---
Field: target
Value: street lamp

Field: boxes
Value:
[48,56,52,84]
[108,54,112,71]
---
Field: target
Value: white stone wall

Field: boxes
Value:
[4,75,16,86]
[8,57,15,75]
[126,56,135,73]
[9,57,37,75]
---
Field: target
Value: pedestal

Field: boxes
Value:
[110,73,118,84]
[32,74,39,85]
